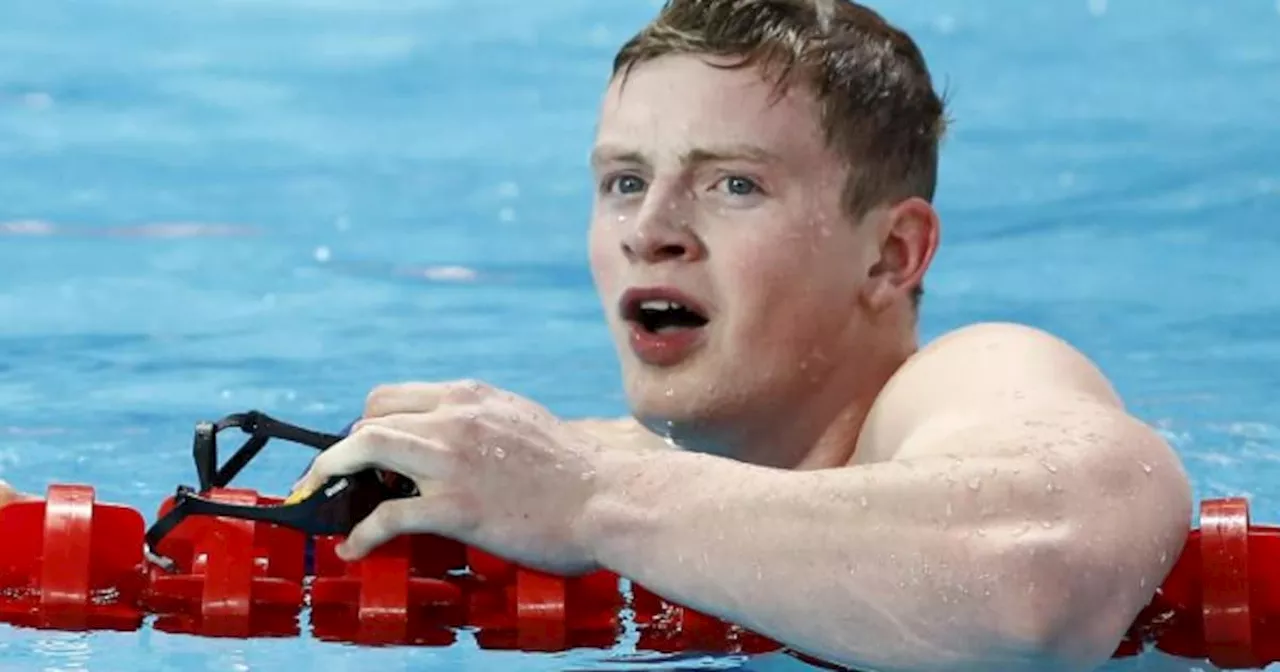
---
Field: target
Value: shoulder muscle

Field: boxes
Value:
[857,322,1129,463]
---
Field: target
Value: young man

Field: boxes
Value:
[4,1,1193,670]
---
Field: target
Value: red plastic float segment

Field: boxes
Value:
[1248,523,1280,664]
[1112,497,1280,669]
[629,583,779,655]
[309,533,467,646]
[143,488,306,638]
[466,561,624,651]
[0,484,147,632]
[1200,498,1255,669]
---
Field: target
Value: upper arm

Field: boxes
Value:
[862,322,1194,659]
[857,322,1129,463]
[858,321,1191,541]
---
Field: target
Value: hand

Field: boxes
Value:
[291,380,608,576]
[0,479,24,508]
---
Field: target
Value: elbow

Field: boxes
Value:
[983,544,1141,672]
[987,433,1193,670]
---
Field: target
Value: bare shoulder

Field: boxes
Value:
[857,321,1193,558]
[856,321,1158,463]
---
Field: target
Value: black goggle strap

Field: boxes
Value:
[144,474,360,572]
[194,410,347,491]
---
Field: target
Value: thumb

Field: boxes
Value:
[337,497,417,560]
[335,487,470,561]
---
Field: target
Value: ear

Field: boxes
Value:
[861,197,940,313]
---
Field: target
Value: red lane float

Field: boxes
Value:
[0,484,147,631]
[1112,497,1280,669]
[1,485,1278,670]
[310,533,466,646]
[144,488,307,638]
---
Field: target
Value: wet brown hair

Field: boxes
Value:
[612,0,947,307]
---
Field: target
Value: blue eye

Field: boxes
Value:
[605,174,646,195]
[720,176,759,196]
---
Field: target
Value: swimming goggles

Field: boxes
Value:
[143,410,418,569]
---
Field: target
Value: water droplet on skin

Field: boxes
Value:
[1041,519,1055,529]
[1039,460,1058,474]
[493,447,506,458]
[859,495,869,508]
[1011,522,1031,537]
[1139,461,1153,474]
[1160,551,1168,564]
[945,502,953,517]
[967,477,982,491]
[664,388,674,397]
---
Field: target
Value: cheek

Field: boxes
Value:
[719,235,857,345]
[587,220,616,286]
[725,236,822,307]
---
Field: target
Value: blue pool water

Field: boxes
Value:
[1,0,1278,669]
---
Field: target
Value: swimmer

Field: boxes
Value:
[4,1,1192,671]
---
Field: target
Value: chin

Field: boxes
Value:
[622,370,757,450]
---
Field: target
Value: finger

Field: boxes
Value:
[290,424,454,500]
[336,487,472,561]
[350,411,434,438]
[363,379,489,419]
[353,407,478,446]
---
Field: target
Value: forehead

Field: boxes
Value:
[595,54,830,163]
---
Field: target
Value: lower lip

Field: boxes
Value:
[627,324,706,367]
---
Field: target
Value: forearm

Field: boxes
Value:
[583,446,1183,672]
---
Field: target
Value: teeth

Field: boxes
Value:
[640,299,683,312]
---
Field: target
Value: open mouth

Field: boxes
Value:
[622,293,710,334]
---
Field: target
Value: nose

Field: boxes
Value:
[619,203,705,264]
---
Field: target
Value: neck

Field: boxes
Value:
[686,321,919,471]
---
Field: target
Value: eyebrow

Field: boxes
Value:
[589,143,782,169]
